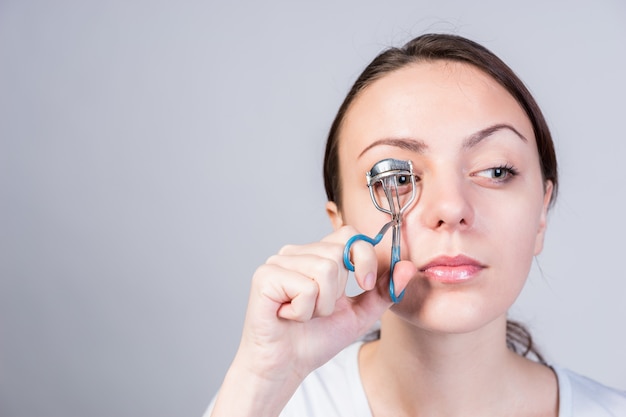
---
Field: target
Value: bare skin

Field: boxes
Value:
[211,60,558,417]
[359,318,558,417]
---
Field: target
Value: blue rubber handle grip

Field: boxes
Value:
[342,233,384,271]
[342,231,405,303]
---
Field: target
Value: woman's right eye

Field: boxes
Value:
[371,174,416,210]
[397,175,409,185]
[395,174,418,191]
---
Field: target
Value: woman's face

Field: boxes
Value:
[332,61,553,333]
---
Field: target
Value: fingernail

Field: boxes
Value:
[364,272,375,290]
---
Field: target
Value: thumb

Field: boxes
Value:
[390,260,418,297]
[348,260,417,336]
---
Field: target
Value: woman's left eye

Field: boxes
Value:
[474,165,518,182]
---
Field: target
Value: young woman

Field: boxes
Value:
[208,34,626,417]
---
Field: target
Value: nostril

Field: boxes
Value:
[436,217,467,228]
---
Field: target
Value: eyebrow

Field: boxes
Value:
[463,123,527,149]
[358,137,427,158]
[358,123,527,158]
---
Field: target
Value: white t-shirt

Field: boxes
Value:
[207,342,626,416]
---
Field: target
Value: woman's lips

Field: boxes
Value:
[419,255,486,283]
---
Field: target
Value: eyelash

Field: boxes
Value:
[475,164,519,182]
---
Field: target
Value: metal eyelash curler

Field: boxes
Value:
[343,158,417,303]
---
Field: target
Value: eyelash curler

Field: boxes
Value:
[343,158,417,302]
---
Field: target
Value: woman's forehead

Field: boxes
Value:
[339,60,535,162]
[338,60,535,157]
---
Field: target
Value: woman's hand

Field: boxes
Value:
[210,226,416,417]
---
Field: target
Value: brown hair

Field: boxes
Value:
[322,33,557,363]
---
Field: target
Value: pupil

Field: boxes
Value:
[398,175,408,184]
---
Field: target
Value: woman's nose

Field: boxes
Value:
[413,175,475,231]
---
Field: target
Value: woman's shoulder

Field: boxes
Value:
[281,341,371,417]
[553,365,626,417]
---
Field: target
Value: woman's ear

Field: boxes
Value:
[534,180,554,255]
[326,201,345,231]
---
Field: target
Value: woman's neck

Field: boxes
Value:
[358,312,558,417]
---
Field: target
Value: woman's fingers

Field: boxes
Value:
[265,253,344,317]
[257,226,382,320]
[320,226,380,291]
[347,239,379,291]
[350,260,417,332]
[255,224,406,325]
[271,268,319,322]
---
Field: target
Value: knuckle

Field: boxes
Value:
[339,225,359,238]
[324,226,357,244]
[300,278,319,298]
[265,254,280,265]
[315,257,339,280]
[277,244,296,255]
[251,264,274,285]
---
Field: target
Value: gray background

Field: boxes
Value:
[1,0,625,416]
